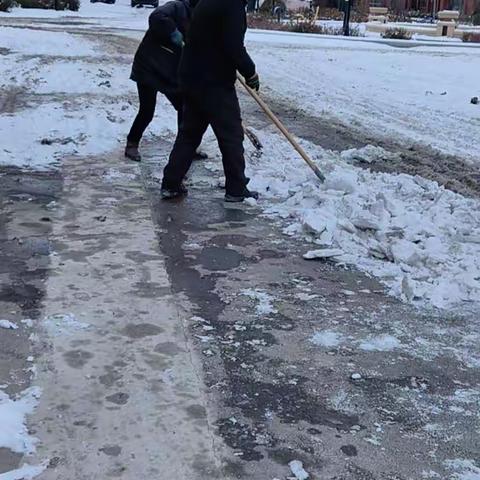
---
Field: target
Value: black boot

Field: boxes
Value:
[161,183,188,200]
[224,189,259,203]
[125,141,141,162]
[193,150,208,161]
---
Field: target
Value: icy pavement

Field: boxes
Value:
[140,141,480,479]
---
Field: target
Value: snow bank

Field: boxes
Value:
[242,132,480,309]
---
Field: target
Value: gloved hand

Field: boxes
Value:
[170,29,184,47]
[246,73,260,91]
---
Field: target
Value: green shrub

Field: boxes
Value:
[382,27,412,39]
[0,0,13,11]
[463,31,480,42]
[472,11,480,25]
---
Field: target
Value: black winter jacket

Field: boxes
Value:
[130,0,194,94]
[179,0,256,88]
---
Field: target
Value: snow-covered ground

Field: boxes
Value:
[0,0,154,29]
[0,26,176,169]
[248,32,480,164]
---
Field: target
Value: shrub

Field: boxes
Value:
[382,27,412,39]
[288,18,323,33]
[472,11,480,25]
[0,0,13,11]
[16,0,79,9]
[16,0,54,8]
[288,21,363,36]
[247,13,289,30]
[463,31,480,42]
[64,0,79,11]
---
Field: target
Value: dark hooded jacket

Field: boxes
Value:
[179,0,256,88]
[130,0,196,94]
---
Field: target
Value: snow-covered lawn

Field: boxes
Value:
[0,0,153,29]
[0,27,176,169]
[248,31,480,163]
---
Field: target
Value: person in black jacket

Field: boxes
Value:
[161,0,260,202]
[126,0,202,162]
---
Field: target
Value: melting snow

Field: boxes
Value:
[44,313,90,336]
[289,460,309,479]
[0,320,18,330]
[241,289,278,315]
[0,464,46,480]
[445,459,480,480]
[310,330,342,348]
[0,387,41,454]
[359,335,401,352]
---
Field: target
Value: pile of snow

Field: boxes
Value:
[341,145,401,164]
[0,385,45,480]
[289,460,309,480]
[0,320,18,330]
[0,387,41,454]
[243,133,480,309]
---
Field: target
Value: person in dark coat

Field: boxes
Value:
[160,0,260,202]
[126,0,202,162]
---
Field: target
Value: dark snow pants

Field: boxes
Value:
[162,85,248,196]
[127,83,183,144]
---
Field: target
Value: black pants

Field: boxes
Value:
[127,83,183,144]
[162,86,248,196]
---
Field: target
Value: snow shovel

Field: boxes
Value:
[237,75,326,183]
[243,123,263,153]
